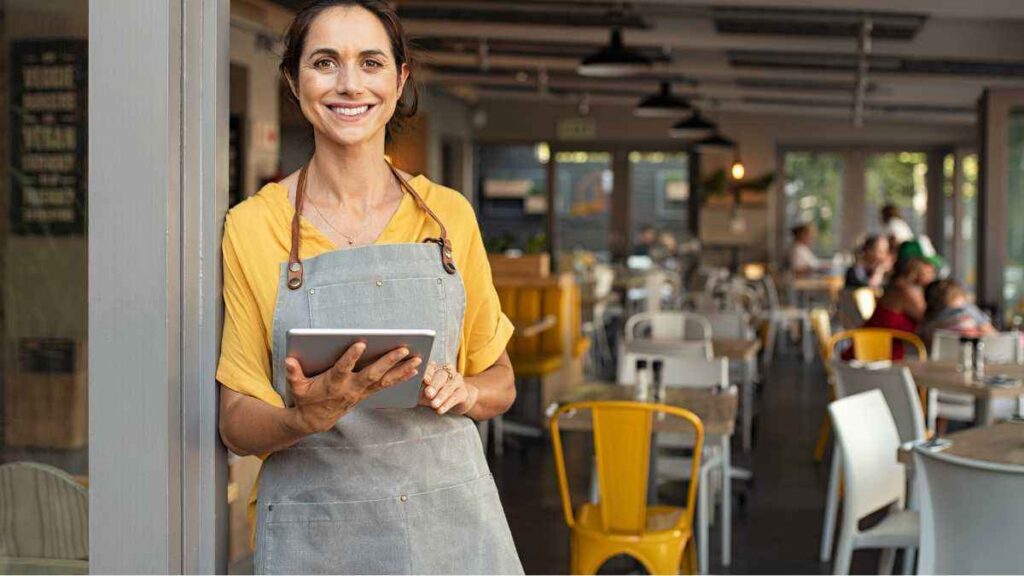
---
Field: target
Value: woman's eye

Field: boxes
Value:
[363,59,384,69]
[313,59,337,71]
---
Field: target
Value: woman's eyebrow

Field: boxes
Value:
[307,47,388,59]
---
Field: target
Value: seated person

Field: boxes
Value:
[788,223,830,276]
[845,234,892,290]
[858,258,936,359]
[633,225,658,256]
[918,279,996,347]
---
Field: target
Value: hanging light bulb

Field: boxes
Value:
[731,156,746,180]
[634,82,691,117]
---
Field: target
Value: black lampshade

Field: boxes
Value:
[694,131,736,152]
[578,29,653,77]
[634,82,691,117]
[668,111,716,139]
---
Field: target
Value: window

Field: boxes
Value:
[783,152,843,255]
[865,152,929,237]
[475,143,548,254]
[629,151,689,251]
[554,150,613,259]
[1005,109,1024,318]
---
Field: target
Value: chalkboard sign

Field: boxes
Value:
[10,39,88,236]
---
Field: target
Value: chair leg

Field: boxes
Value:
[901,547,917,575]
[832,523,856,576]
[801,315,813,363]
[681,536,698,575]
[813,416,830,463]
[820,444,842,562]
[698,464,710,574]
[570,540,610,575]
[764,318,777,367]
[879,547,896,575]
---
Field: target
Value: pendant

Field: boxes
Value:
[347,238,355,245]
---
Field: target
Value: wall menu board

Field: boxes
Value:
[10,40,87,236]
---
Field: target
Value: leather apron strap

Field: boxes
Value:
[286,162,456,291]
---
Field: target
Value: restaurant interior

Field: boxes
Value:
[2,0,1024,574]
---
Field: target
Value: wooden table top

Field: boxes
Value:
[791,275,843,292]
[899,421,1024,467]
[624,338,761,362]
[551,381,738,436]
[905,361,1024,399]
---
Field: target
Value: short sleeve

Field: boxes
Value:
[216,216,285,408]
[458,210,514,377]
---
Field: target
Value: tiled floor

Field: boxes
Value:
[493,352,883,574]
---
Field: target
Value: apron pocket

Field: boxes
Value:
[260,498,409,575]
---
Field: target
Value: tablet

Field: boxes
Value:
[286,328,435,409]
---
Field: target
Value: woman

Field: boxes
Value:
[844,234,891,291]
[858,258,936,359]
[918,279,996,347]
[216,1,521,573]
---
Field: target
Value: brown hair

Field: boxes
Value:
[279,0,418,141]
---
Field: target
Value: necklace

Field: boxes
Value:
[304,189,373,246]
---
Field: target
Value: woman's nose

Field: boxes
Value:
[335,64,365,95]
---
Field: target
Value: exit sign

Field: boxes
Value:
[557,117,597,141]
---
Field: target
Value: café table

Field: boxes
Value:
[905,361,1024,425]
[790,274,843,307]
[550,381,739,572]
[623,337,762,451]
[898,420,1024,467]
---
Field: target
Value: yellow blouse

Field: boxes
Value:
[215,175,514,543]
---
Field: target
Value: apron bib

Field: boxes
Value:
[253,166,522,574]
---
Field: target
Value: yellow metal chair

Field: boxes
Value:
[827,328,927,362]
[809,309,835,462]
[550,401,704,575]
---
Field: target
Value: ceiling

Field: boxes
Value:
[267,0,1024,125]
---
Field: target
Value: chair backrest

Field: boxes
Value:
[624,311,712,342]
[828,391,907,521]
[810,308,833,361]
[914,447,1024,574]
[702,311,753,340]
[837,288,876,330]
[550,401,704,535]
[853,287,877,320]
[828,328,927,361]
[931,329,1024,364]
[831,362,927,443]
[618,353,727,389]
[0,462,88,560]
[593,264,615,299]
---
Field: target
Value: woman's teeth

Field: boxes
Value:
[330,105,370,117]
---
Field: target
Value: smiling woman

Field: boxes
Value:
[215,1,521,574]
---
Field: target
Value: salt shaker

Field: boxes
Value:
[959,336,973,373]
[634,359,650,402]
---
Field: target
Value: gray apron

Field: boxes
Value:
[254,165,522,574]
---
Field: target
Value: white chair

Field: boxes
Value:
[928,330,1023,430]
[702,311,755,341]
[758,273,813,365]
[0,462,88,570]
[624,311,712,350]
[913,446,1024,574]
[828,391,919,575]
[822,363,926,569]
[617,353,730,575]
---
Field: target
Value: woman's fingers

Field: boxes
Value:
[330,341,367,380]
[436,386,466,415]
[360,347,410,383]
[376,356,422,389]
[428,373,457,410]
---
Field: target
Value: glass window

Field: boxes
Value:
[628,151,689,251]
[959,153,979,292]
[1005,109,1024,319]
[0,0,90,572]
[475,143,548,254]
[554,151,613,260]
[865,151,929,237]
[783,152,843,255]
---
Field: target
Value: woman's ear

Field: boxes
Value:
[396,62,409,97]
[284,71,299,101]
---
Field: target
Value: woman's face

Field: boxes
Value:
[291,6,408,150]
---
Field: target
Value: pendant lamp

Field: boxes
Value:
[634,82,691,117]
[578,28,652,77]
[694,131,736,152]
[668,110,716,139]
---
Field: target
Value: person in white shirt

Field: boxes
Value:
[789,223,829,276]
[880,204,914,247]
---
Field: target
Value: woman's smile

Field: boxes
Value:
[325,102,376,122]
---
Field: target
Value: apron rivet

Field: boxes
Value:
[268,504,274,511]
[436,278,442,284]
[399,495,408,502]
[309,288,316,295]
[376,280,383,287]
[288,278,301,289]
[289,262,301,273]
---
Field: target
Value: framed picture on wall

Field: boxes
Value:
[655,170,689,220]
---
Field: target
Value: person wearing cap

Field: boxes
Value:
[858,254,937,359]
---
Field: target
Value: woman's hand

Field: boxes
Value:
[285,343,422,435]
[420,362,479,416]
